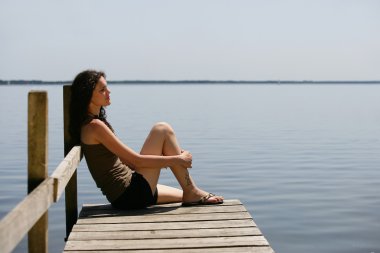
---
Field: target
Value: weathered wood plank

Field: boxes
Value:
[65,236,269,250]
[80,204,247,217]
[64,247,274,253]
[51,146,81,202]
[75,218,254,236]
[0,178,54,253]
[72,219,256,232]
[68,227,262,240]
[81,199,242,211]
[77,211,252,224]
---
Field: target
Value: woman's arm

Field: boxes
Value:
[85,119,191,170]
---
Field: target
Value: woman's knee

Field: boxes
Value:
[151,122,174,136]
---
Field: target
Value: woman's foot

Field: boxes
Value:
[182,188,224,206]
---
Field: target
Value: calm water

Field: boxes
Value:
[0,84,379,253]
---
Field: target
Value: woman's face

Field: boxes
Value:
[90,76,111,107]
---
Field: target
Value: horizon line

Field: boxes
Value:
[1,79,380,84]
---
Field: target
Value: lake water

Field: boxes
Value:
[0,84,379,253]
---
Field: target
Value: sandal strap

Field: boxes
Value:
[200,193,215,203]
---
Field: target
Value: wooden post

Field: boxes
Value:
[28,91,48,253]
[63,85,78,239]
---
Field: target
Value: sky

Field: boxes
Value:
[0,0,379,81]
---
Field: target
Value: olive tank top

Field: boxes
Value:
[81,143,133,202]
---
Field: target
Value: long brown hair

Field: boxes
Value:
[69,70,114,145]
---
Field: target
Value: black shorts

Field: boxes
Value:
[111,172,158,210]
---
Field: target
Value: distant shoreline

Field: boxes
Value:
[1,80,380,85]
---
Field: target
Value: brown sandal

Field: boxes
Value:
[182,193,224,207]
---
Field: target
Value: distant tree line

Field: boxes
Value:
[0,80,70,85]
[1,79,380,85]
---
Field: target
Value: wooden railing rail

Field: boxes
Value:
[51,146,81,203]
[0,177,55,253]
[0,89,81,253]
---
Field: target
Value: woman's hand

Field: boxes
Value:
[178,150,192,169]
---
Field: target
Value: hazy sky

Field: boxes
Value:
[1,0,379,81]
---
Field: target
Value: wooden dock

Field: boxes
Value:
[64,199,274,252]
[0,88,274,253]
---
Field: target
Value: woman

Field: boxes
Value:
[69,70,223,209]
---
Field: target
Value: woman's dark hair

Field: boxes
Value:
[69,70,114,146]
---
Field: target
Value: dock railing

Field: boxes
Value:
[0,86,80,253]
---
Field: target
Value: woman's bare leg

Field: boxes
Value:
[134,122,223,204]
[156,184,182,204]
[134,122,182,204]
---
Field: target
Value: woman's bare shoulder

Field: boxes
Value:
[81,119,111,144]
[84,118,107,130]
